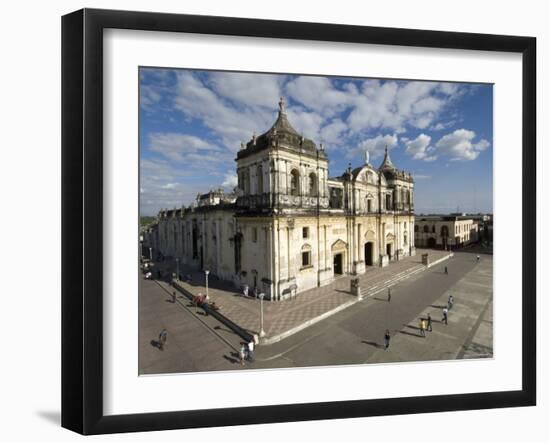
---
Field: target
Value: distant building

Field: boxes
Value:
[143,98,416,300]
[414,215,479,249]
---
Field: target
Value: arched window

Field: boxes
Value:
[404,232,408,245]
[309,172,318,196]
[257,164,263,194]
[423,225,429,233]
[290,169,300,196]
[441,226,449,237]
[432,225,436,233]
[407,190,411,204]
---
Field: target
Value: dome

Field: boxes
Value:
[237,97,325,160]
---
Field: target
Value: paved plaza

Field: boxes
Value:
[139,250,492,374]
[150,248,450,344]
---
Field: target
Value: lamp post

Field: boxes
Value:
[176,258,179,281]
[204,270,210,299]
[258,293,266,338]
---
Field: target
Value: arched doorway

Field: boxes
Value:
[427,237,436,248]
[331,239,347,276]
[364,242,374,266]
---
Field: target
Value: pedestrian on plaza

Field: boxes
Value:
[247,340,255,362]
[239,344,246,366]
[387,287,392,303]
[444,266,448,275]
[157,269,161,280]
[448,294,454,310]
[158,328,168,350]
[203,293,210,316]
[243,284,249,298]
[476,255,480,263]
[384,329,391,350]
[427,313,433,332]
[171,291,177,303]
[442,307,448,325]
[419,318,426,337]
[253,287,259,298]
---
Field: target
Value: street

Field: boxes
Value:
[139,251,493,374]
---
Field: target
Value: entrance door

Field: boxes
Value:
[386,243,392,260]
[333,253,343,275]
[364,242,373,266]
[427,237,436,248]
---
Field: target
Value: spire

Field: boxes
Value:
[278,96,286,114]
[268,97,299,136]
[379,145,395,170]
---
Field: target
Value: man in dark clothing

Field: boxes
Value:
[427,314,433,332]
[384,330,391,350]
[158,329,168,350]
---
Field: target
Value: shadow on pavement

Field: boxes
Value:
[362,340,381,349]
[399,330,424,338]
[223,353,241,364]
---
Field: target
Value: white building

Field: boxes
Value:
[145,98,416,300]
[414,215,479,249]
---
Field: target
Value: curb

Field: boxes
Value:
[172,280,255,344]
[260,299,358,345]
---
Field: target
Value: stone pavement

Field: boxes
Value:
[153,249,451,346]
[365,254,493,364]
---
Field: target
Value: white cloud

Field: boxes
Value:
[348,133,398,160]
[474,139,491,151]
[208,72,284,108]
[285,76,355,117]
[404,133,437,161]
[320,118,348,146]
[148,133,220,163]
[346,80,462,134]
[431,120,456,131]
[221,171,238,190]
[173,71,276,151]
[435,129,491,161]
[285,106,325,141]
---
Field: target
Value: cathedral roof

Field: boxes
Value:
[378,146,414,182]
[237,97,325,160]
[378,146,395,172]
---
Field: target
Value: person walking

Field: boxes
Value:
[427,313,433,332]
[384,329,391,350]
[419,318,426,337]
[158,328,168,350]
[171,291,177,303]
[243,284,249,298]
[387,287,392,303]
[239,344,246,366]
[444,265,448,275]
[247,340,255,362]
[448,294,454,310]
[442,307,448,325]
[476,255,480,263]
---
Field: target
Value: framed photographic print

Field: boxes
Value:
[61,8,536,435]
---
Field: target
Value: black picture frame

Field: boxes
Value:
[61,8,536,435]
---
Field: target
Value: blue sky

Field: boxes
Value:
[140,68,493,216]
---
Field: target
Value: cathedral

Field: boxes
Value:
[145,98,416,300]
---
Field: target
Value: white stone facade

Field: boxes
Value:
[414,216,479,249]
[144,99,416,300]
